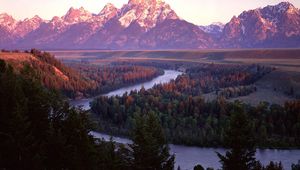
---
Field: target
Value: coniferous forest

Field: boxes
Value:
[0,50,162,98]
[91,64,299,148]
[0,59,174,170]
[1,51,300,170]
[68,62,163,95]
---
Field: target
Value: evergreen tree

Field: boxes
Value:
[217,102,257,170]
[292,160,300,170]
[194,164,205,170]
[264,161,283,170]
[128,112,175,170]
[0,60,100,169]
[0,60,37,169]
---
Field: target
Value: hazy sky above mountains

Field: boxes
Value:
[0,0,299,25]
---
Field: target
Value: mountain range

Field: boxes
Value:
[0,0,299,49]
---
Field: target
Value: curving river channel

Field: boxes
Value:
[71,70,300,170]
[70,70,181,110]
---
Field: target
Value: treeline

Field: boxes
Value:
[111,60,188,70]
[218,85,257,99]
[69,63,163,94]
[170,64,271,95]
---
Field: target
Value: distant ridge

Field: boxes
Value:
[0,1,299,49]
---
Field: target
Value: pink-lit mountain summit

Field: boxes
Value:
[0,0,299,49]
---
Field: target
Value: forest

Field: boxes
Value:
[182,64,272,94]
[0,59,175,170]
[1,49,94,98]
[1,50,299,169]
[91,64,299,148]
[1,59,299,170]
[113,61,272,98]
[68,62,163,95]
[0,49,162,98]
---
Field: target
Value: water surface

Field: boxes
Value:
[91,131,300,170]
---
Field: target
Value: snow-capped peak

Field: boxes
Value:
[211,22,225,28]
[85,3,119,30]
[99,3,118,17]
[199,22,224,34]
[23,15,43,23]
[128,0,164,5]
[263,1,298,14]
[277,2,295,12]
[62,7,92,24]
[0,13,13,19]
[13,15,44,37]
[257,2,299,25]
[118,0,178,29]
[33,15,42,20]
[0,13,17,31]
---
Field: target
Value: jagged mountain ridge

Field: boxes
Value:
[0,0,299,49]
[221,1,300,48]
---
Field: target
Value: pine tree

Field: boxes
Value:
[0,60,100,169]
[129,112,175,170]
[194,164,205,170]
[264,161,283,170]
[0,60,39,169]
[217,102,257,170]
[292,160,300,170]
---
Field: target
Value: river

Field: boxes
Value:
[71,70,300,170]
[70,70,181,110]
[90,132,300,170]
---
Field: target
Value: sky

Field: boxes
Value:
[0,0,299,25]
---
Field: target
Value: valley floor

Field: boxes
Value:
[52,49,300,106]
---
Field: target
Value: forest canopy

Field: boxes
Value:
[91,64,299,148]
